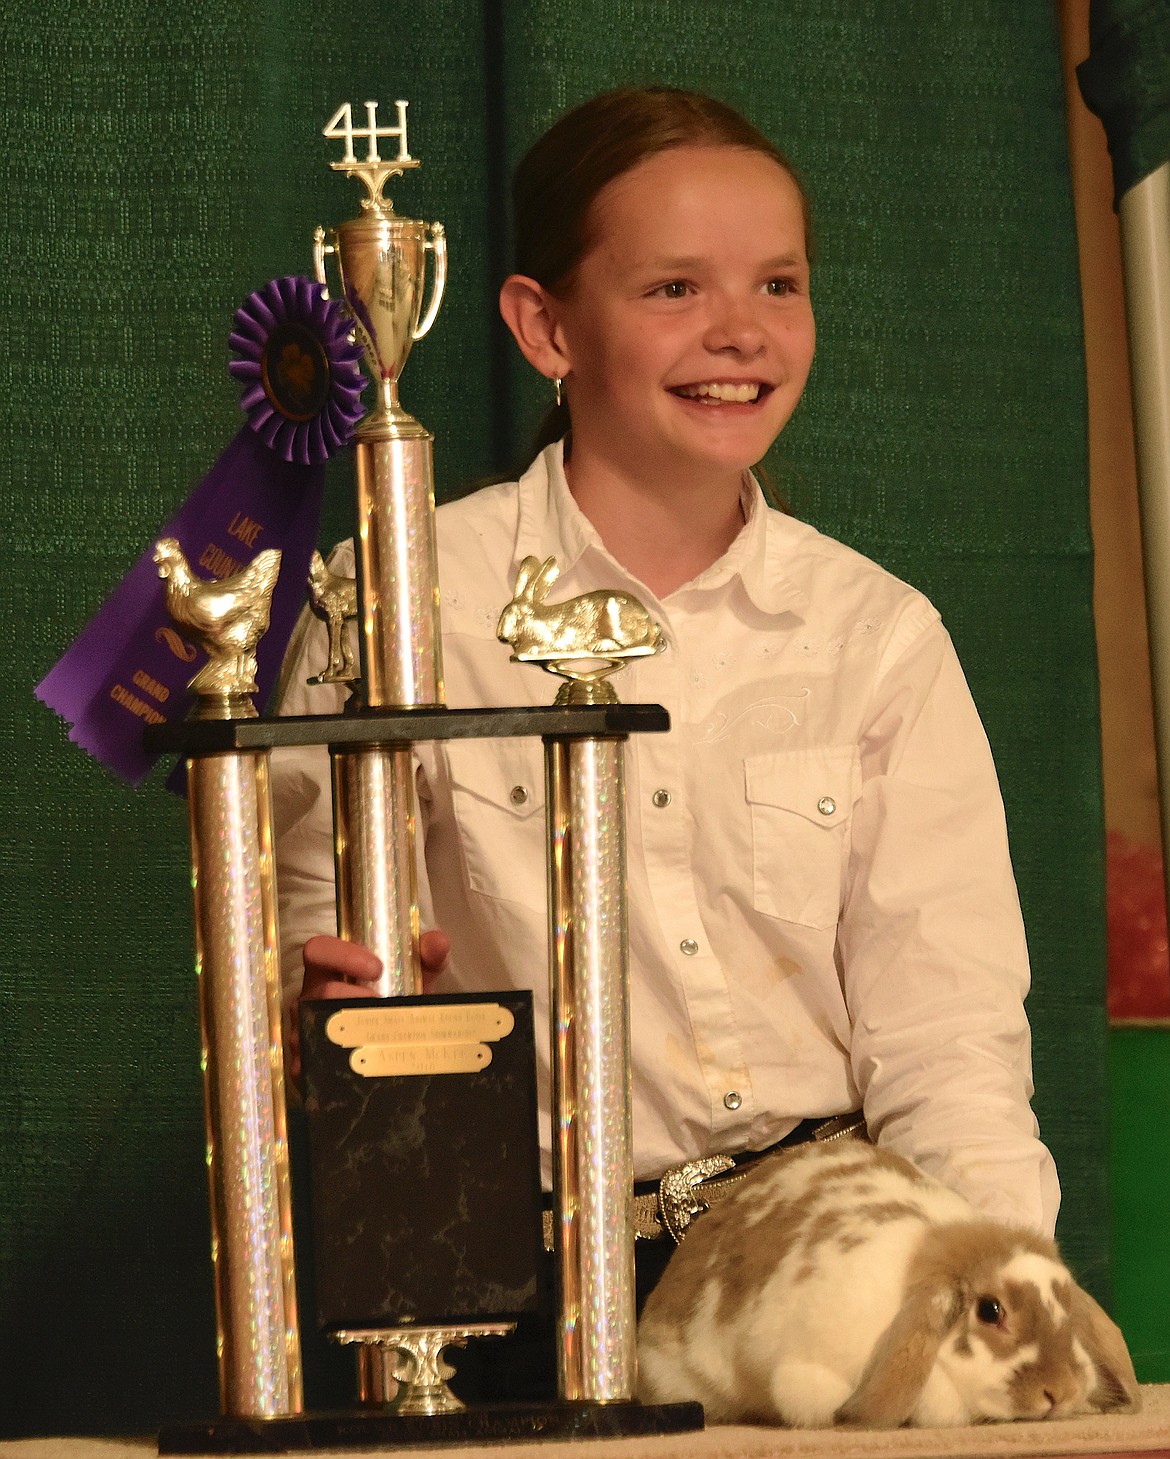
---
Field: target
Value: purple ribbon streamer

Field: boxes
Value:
[36,430,324,786]
[36,275,365,788]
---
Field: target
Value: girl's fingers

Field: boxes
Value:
[299,929,449,1003]
[419,928,451,978]
[302,934,382,992]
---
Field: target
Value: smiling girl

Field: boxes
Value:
[273,87,1058,1387]
[499,135,815,597]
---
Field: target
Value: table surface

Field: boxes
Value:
[2,1384,1168,1459]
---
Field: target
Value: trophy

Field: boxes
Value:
[147,99,702,1449]
[313,97,494,1409]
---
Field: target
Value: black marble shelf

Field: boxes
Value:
[157,1399,705,1453]
[144,703,670,757]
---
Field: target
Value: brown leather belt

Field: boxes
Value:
[541,1111,867,1250]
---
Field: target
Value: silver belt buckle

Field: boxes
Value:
[657,1153,737,1243]
[655,1115,868,1243]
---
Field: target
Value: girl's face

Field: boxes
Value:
[550,144,815,492]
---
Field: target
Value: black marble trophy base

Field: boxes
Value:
[157,1399,705,1452]
[299,992,545,1331]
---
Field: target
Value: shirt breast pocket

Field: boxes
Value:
[445,739,547,909]
[745,747,860,930]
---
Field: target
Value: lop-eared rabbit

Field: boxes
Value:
[638,1140,1140,1427]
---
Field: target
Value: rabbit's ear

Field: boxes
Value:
[511,556,542,598]
[835,1285,963,1429]
[1068,1286,1142,1413]
[530,556,560,601]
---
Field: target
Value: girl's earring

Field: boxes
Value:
[554,376,564,408]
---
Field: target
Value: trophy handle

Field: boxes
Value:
[413,222,447,341]
[313,225,337,298]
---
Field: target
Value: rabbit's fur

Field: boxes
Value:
[637,1140,1140,1428]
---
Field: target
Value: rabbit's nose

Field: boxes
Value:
[1041,1372,1083,1416]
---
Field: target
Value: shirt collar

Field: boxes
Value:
[721,476,810,618]
[513,439,808,618]
[515,439,597,581]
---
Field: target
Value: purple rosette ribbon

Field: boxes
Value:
[229,275,365,465]
[36,277,366,786]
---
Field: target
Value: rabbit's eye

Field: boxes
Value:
[976,1296,1003,1325]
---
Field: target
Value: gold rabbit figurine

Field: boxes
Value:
[497,555,665,702]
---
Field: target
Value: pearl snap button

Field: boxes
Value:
[510,785,529,806]
[724,1091,742,1111]
[680,938,699,956]
[817,795,836,816]
[652,788,672,808]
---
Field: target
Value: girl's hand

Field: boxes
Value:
[286,929,453,1079]
[301,932,384,1002]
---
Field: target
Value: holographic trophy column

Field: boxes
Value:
[547,727,636,1401]
[498,558,666,1403]
[313,100,447,1004]
[314,100,469,1408]
[154,539,303,1419]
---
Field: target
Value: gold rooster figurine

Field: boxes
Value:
[154,537,282,710]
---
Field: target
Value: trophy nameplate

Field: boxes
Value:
[299,992,544,1332]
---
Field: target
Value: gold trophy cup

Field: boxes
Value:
[313,100,447,441]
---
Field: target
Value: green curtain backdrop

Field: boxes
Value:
[1,0,1105,1435]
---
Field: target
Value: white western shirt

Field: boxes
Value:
[272,441,1060,1232]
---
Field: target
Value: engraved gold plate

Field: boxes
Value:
[325,1003,515,1047]
[349,1042,492,1077]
